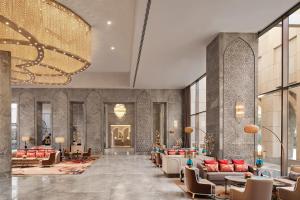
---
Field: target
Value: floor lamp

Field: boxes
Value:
[184,127,193,148]
[244,124,285,165]
[55,136,65,161]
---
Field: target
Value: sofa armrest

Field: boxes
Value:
[197,163,208,179]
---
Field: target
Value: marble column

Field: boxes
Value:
[0,51,11,177]
[206,33,257,163]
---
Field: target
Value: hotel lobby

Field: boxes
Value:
[0,0,300,200]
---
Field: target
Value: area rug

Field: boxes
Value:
[174,179,230,199]
[12,158,97,176]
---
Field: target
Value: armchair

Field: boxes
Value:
[184,166,215,199]
[230,178,273,200]
[277,177,300,200]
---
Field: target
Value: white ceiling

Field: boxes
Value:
[19,0,300,89]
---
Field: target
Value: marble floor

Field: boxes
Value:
[0,155,212,200]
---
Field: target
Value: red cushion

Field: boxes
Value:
[204,160,218,164]
[218,159,229,164]
[27,152,36,158]
[167,150,176,155]
[16,151,25,158]
[232,159,245,164]
[220,164,234,172]
[178,150,185,155]
[36,152,45,158]
[205,164,219,172]
[234,164,248,172]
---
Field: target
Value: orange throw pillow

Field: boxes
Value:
[205,164,219,172]
[220,164,234,172]
[234,164,248,172]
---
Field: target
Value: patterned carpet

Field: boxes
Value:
[12,158,97,176]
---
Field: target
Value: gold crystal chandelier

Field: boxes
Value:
[0,0,91,85]
[114,104,127,119]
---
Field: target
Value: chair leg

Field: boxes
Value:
[192,193,195,199]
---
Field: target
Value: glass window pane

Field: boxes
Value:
[289,8,300,84]
[190,115,196,147]
[198,77,206,112]
[11,103,18,150]
[257,92,281,176]
[258,22,282,94]
[199,112,206,146]
[288,87,300,167]
[190,83,196,115]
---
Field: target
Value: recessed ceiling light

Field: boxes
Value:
[106,20,112,25]
[110,46,115,51]
[5,22,9,25]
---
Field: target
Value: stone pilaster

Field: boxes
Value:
[206,33,257,163]
[0,51,11,177]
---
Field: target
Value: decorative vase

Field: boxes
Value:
[186,158,193,167]
[256,158,264,168]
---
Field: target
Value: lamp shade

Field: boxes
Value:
[184,127,194,134]
[21,136,30,142]
[55,137,65,144]
[244,124,259,134]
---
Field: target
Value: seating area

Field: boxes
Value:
[1,1,300,200]
[150,146,300,199]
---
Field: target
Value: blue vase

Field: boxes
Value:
[187,158,193,167]
[256,158,264,168]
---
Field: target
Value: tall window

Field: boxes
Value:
[11,103,18,150]
[258,5,300,175]
[189,76,206,148]
[288,8,300,167]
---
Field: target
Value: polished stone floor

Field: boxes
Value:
[0,155,211,200]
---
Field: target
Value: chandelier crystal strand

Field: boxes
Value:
[0,0,91,85]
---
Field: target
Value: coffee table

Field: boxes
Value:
[224,176,292,194]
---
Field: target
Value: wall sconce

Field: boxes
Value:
[173,120,178,129]
[235,102,245,120]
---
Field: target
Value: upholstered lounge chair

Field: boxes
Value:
[277,177,300,200]
[39,152,56,167]
[184,166,216,199]
[230,178,273,200]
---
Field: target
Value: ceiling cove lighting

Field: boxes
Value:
[114,104,127,119]
[0,0,91,85]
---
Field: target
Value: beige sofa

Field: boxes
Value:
[161,154,213,177]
